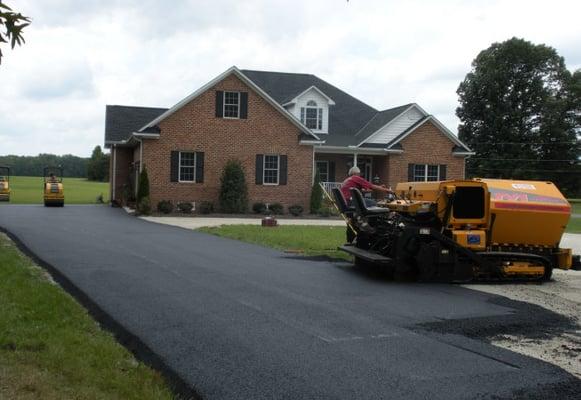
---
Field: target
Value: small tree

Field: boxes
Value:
[219,160,248,213]
[87,145,109,181]
[310,170,323,214]
[136,165,150,204]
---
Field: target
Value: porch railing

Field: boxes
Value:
[320,182,342,196]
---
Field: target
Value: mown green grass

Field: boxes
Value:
[0,234,174,400]
[198,225,350,260]
[3,176,108,204]
[566,217,581,234]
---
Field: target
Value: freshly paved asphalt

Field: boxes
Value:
[0,205,579,399]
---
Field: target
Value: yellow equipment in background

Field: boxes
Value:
[43,166,65,207]
[0,166,10,202]
[338,178,578,282]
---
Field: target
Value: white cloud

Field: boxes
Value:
[1,0,580,156]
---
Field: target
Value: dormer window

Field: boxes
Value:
[301,100,323,130]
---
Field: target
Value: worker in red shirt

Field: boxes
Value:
[341,166,391,207]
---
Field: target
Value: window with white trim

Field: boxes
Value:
[179,152,196,182]
[300,100,323,130]
[413,164,440,182]
[224,91,240,118]
[263,155,280,185]
[316,161,329,182]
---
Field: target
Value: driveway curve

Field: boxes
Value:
[0,205,579,399]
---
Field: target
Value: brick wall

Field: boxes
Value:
[386,120,465,186]
[142,73,314,211]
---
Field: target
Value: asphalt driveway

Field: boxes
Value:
[0,205,579,399]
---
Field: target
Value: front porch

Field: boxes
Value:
[315,151,390,192]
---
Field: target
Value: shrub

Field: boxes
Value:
[310,170,323,214]
[96,193,104,204]
[219,160,248,213]
[252,202,267,214]
[157,200,173,214]
[269,202,284,215]
[137,196,151,215]
[177,202,193,214]
[198,201,214,214]
[288,204,303,216]
[317,206,333,218]
[136,166,150,204]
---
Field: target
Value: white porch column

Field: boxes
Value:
[353,152,358,167]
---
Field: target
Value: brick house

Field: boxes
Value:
[104,66,473,210]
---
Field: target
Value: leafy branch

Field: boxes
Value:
[0,1,31,64]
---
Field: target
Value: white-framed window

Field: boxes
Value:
[413,164,440,182]
[316,160,329,182]
[179,152,196,182]
[224,91,240,118]
[263,155,280,185]
[300,100,323,130]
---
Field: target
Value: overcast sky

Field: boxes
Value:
[1,0,580,157]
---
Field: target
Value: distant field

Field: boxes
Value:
[2,176,109,204]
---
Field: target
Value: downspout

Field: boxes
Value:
[112,145,117,202]
[134,137,143,198]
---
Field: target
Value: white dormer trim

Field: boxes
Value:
[356,103,427,147]
[282,85,336,107]
[138,66,320,141]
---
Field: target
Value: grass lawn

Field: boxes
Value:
[198,225,350,260]
[566,217,581,234]
[0,234,173,400]
[4,176,109,204]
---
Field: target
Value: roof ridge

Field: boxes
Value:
[354,112,381,137]
[378,103,414,113]
[107,104,168,110]
[241,69,315,77]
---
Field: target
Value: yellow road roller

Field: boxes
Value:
[335,178,579,282]
[43,166,65,207]
[0,166,10,202]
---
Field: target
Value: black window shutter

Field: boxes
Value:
[240,92,248,119]
[407,164,415,182]
[328,161,335,182]
[255,154,263,184]
[195,152,205,183]
[279,155,288,185]
[439,164,447,181]
[215,91,224,118]
[170,151,179,182]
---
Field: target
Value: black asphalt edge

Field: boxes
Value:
[411,294,578,341]
[0,226,203,400]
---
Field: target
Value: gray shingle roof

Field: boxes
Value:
[105,105,167,144]
[353,104,414,143]
[241,70,378,139]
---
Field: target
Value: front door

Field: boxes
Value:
[357,158,372,181]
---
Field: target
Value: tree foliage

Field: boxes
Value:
[310,171,323,214]
[219,160,248,213]
[87,146,110,182]
[0,1,30,64]
[457,37,580,196]
[0,154,88,177]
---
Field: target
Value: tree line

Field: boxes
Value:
[0,146,110,181]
